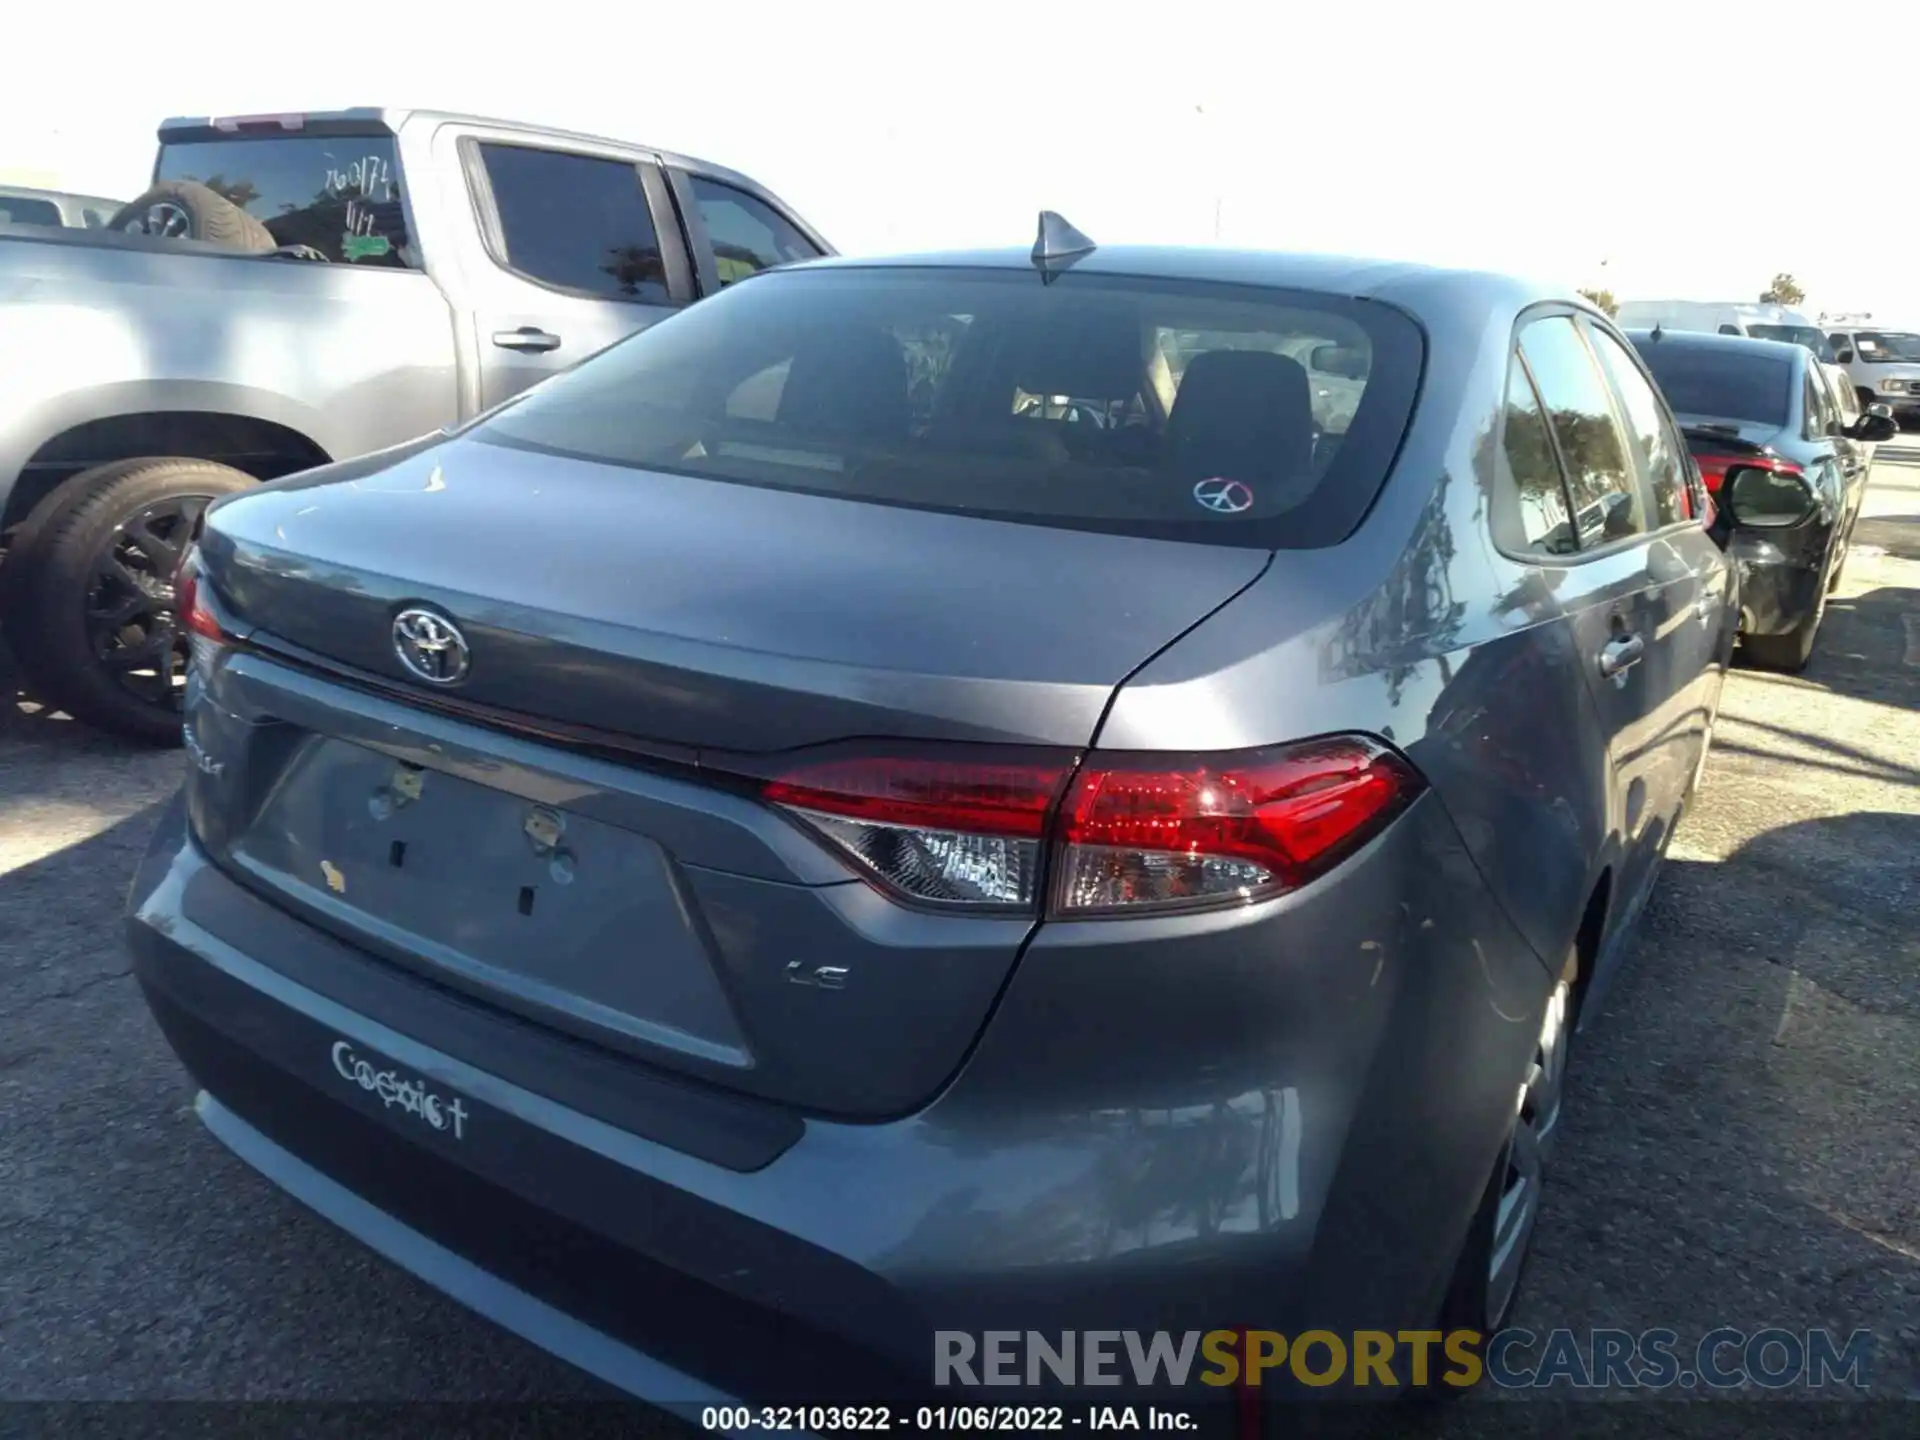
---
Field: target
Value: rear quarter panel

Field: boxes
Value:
[1098,275,1614,975]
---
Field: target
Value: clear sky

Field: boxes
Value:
[6,0,1915,321]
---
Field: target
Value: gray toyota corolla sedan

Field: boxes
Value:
[129,228,1734,1404]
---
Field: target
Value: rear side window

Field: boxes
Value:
[1489,351,1578,556]
[479,144,668,303]
[1633,341,1793,428]
[1830,371,1860,424]
[688,175,820,285]
[155,135,414,266]
[476,266,1425,549]
[1518,317,1646,548]
[0,197,63,226]
[1587,326,1688,529]
[1805,368,1838,439]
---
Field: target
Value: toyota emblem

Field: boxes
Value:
[1192,478,1255,514]
[392,607,471,685]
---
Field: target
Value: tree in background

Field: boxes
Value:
[1760,273,1806,306]
[1577,288,1619,317]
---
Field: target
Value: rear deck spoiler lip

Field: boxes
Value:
[1679,422,1775,458]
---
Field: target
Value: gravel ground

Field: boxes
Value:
[1,466,1916,1427]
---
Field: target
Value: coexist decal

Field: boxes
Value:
[330,1040,470,1141]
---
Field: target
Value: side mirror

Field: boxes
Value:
[1867,402,1894,420]
[1723,465,1817,528]
[1851,412,1899,443]
[1836,347,1856,364]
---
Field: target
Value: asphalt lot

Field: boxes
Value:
[1,465,1916,1418]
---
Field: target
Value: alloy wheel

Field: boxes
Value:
[83,495,212,710]
[1486,973,1573,1327]
[124,201,192,238]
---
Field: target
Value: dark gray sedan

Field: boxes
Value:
[128,238,1734,1403]
[1629,327,1893,671]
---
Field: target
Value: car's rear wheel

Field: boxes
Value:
[1,458,253,743]
[1417,955,1576,1397]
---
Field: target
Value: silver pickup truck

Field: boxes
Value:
[0,107,831,740]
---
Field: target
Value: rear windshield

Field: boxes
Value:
[1633,340,1794,427]
[155,134,413,267]
[1746,324,1836,362]
[0,196,62,227]
[475,266,1425,549]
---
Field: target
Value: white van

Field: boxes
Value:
[1822,322,1920,422]
[1613,300,1835,360]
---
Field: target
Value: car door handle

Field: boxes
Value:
[491,327,562,353]
[1598,633,1646,679]
[1694,591,1720,622]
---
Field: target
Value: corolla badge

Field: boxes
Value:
[1193,478,1255,514]
[392,607,470,685]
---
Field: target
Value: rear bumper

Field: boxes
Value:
[1730,544,1824,636]
[129,789,1552,1405]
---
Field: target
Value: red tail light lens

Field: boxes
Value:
[1054,738,1421,915]
[760,736,1422,918]
[761,751,1073,910]
[174,550,235,684]
[174,558,228,643]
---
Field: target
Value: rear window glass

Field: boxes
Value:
[0,197,62,226]
[475,266,1424,549]
[1632,340,1794,427]
[155,134,413,266]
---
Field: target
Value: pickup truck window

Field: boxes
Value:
[1,196,63,226]
[479,144,668,304]
[155,135,413,267]
[688,175,820,285]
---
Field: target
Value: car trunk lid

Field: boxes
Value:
[198,435,1270,750]
[183,436,1270,1115]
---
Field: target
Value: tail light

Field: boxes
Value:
[1690,452,1802,496]
[174,554,226,642]
[173,549,234,676]
[761,749,1069,910]
[759,736,1422,918]
[210,114,306,132]
[1054,739,1419,915]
